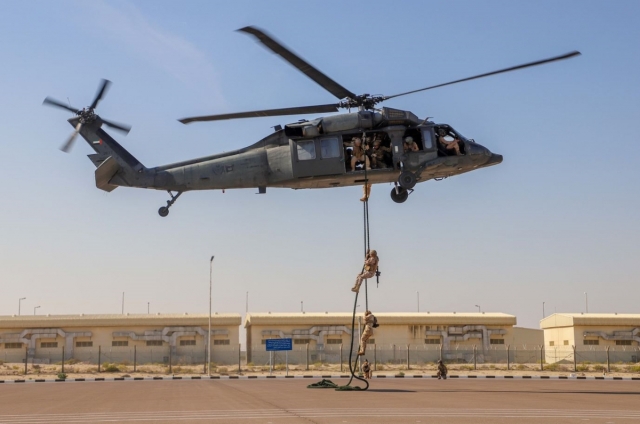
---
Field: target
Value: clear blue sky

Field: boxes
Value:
[1,0,638,331]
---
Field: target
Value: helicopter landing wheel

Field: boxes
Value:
[398,171,417,189]
[390,187,409,203]
[157,191,183,217]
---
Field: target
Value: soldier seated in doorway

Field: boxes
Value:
[371,136,391,169]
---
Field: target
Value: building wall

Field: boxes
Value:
[245,312,523,364]
[541,314,640,364]
[0,314,241,365]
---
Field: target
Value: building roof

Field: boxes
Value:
[540,313,640,329]
[245,312,516,327]
[0,313,241,329]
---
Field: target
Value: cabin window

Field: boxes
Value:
[320,137,340,159]
[422,129,434,150]
[296,141,316,160]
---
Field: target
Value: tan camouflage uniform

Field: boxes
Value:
[358,311,376,355]
[352,250,379,293]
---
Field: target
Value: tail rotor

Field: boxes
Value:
[43,79,131,153]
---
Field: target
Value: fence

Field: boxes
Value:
[249,344,640,372]
[8,344,640,375]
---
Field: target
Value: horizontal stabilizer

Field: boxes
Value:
[95,156,120,192]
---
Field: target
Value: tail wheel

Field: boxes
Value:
[390,187,409,203]
[398,171,417,189]
[158,207,169,217]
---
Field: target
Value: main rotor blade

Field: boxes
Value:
[43,97,80,114]
[60,123,82,153]
[384,51,582,101]
[101,118,132,134]
[179,103,339,124]
[90,79,112,109]
[238,26,357,101]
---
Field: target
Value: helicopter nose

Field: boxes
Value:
[485,153,503,166]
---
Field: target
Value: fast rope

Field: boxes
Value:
[308,132,375,391]
[336,132,375,391]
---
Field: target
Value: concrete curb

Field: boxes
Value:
[0,375,638,383]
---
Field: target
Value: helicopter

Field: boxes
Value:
[43,26,580,217]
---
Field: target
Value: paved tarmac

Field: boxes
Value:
[0,378,638,423]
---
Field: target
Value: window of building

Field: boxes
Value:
[294,339,311,345]
[112,341,128,347]
[5,343,22,349]
[583,339,599,346]
[76,341,93,348]
[40,342,58,348]
[296,141,316,160]
[146,340,162,346]
[179,340,196,346]
[367,339,375,344]
[320,137,340,159]
[214,339,230,345]
[616,340,633,346]
[563,340,569,346]
[549,341,555,346]
[490,339,505,345]
[424,339,440,345]
[326,339,342,345]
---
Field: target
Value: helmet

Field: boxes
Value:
[405,136,413,143]
[369,250,377,256]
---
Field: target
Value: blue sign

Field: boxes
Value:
[266,338,292,351]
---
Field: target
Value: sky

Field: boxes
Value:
[0,0,639,338]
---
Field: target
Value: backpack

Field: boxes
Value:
[372,316,379,328]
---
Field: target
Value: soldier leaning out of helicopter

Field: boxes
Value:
[437,128,462,156]
[403,136,420,153]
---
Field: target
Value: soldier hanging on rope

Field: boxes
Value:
[352,250,379,293]
[358,310,378,356]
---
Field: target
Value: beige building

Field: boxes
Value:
[541,313,640,363]
[245,312,541,364]
[0,313,241,365]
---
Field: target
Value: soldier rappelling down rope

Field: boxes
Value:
[351,250,379,293]
[360,184,371,202]
[358,310,378,356]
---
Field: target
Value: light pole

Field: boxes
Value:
[148,302,150,314]
[301,301,303,313]
[121,292,124,314]
[246,292,249,314]
[475,305,481,313]
[417,292,420,313]
[208,256,214,377]
[584,292,588,313]
[18,298,26,316]
[543,302,545,318]
[34,306,40,315]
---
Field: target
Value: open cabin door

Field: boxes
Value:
[404,126,438,169]
[291,136,345,178]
